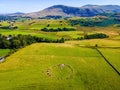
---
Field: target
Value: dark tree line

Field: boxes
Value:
[69,19,102,27]
[0,34,64,49]
[0,16,14,21]
[41,27,76,32]
[0,21,18,30]
[84,33,109,39]
[0,26,18,29]
[38,15,62,19]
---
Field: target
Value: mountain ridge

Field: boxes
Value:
[4,5,120,18]
[24,5,120,18]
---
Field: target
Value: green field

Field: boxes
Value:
[113,35,120,40]
[0,29,60,40]
[0,49,10,57]
[0,19,120,90]
[56,31,84,39]
[66,39,120,47]
[99,48,120,71]
[0,43,120,90]
[1,20,120,40]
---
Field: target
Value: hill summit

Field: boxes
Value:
[23,5,120,18]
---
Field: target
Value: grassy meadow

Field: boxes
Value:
[66,39,120,47]
[99,48,120,71]
[1,20,120,40]
[0,49,10,57]
[0,43,120,90]
[0,19,120,90]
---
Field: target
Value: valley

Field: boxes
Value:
[0,4,120,90]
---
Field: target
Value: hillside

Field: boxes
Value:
[24,5,120,18]
[7,12,24,16]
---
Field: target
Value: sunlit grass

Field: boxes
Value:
[0,43,119,90]
[99,48,120,71]
[0,49,10,57]
[66,39,120,47]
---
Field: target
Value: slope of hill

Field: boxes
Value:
[8,12,24,16]
[24,5,80,17]
[24,5,120,18]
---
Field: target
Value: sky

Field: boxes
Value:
[0,0,120,13]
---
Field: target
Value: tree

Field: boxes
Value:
[59,37,65,43]
[0,39,10,48]
[84,33,109,39]
[11,39,21,49]
[47,24,50,27]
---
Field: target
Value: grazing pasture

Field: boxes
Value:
[0,19,120,90]
[99,48,120,71]
[66,39,120,47]
[0,49,10,57]
[0,43,119,90]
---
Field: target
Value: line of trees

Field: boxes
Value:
[0,34,64,49]
[41,27,76,32]
[0,26,18,29]
[38,15,62,19]
[0,21,18,30]
[0,33,109,49]
[69,19,102,27]
[84,33,109,39]
[0,16,14,21]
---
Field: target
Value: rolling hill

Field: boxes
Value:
[24,5,120,18]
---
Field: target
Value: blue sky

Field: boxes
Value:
[0,0,120,13]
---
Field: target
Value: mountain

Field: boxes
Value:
[0,12,24,17]
[81,5,120,12]
[0,12,25,21]
[19,5,120,18]
[7,12,24,16]
[24,5,80,17]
